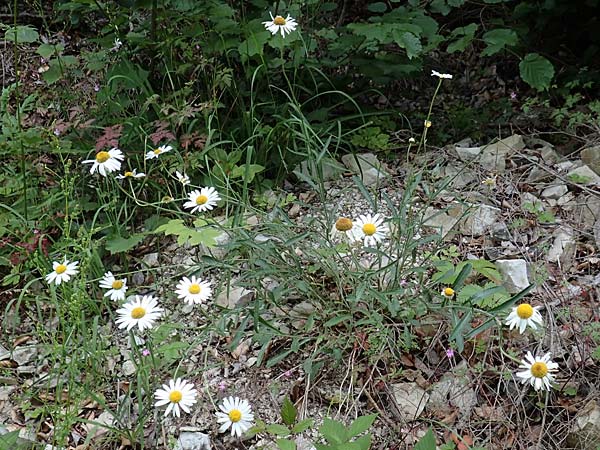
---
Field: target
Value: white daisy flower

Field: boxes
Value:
[431,70,453,79]
[216,396,254,437]
[516,351,558,391]
[441,287,455,299]
[45,259,79,285]
[154,378,198,417]
[352,213,389,247]
[505,303,543,334]
[330,217,357,243]
[82,148,124,176]
[116,169,145,179]
[176,171,190,186]
[145,144,172,160]
[115,295,163,332]
[262,12,298,38]
[175,275,212,305]
[99,271,128,301]
[183,187,220,213]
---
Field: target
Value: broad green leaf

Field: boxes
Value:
[351,434,372,450]
[281,397,297,426]
[238,31,270,58]
[266,424,291,436]
[230,163,265,182]
[276,439,297,450]
[5,25,39,43]
[367,2,388,12]
[482,29,518,56]
[447,23,478,53]
[155,219,220,246]
[392,31,422,59]
[453,262,472,290]
[320,418,347,444]
[37,43,64,58]
[291,418,314,433]
[42,65,63,84]
[448,0,466,5]
[519,53,554,91]
[105,234,145,254]
[430,0,451,15]
[0,430,20,446]
[348,414,377,438]
[414,428,437,450]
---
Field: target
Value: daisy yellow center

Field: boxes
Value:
[131,306,146,319]
[228,409,242,423]
[169,390,183,403]
[188,283,201,295]
[273,15,286,25]
[444,287,455,297]
[112,280,124,290]
[335,218,353,232]
[55,264,67,274]
[196,194,208,205]
[516,303,534,319]
[530,361,548,378]
[153,148,162,155]
[362,223,376,236]
[96,151,110,163]
[124,171,133,177]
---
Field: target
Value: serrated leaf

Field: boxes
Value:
[320,418,347,444]
[291,418,314,433]
[238,31,270,58]
[447,23,478,53]
[482,28,518,56]
[392,31,422,59]
[105,234,145,254]
[519,53,554,91]
[155,219,220,246]
[276,439,297,450]
[266,423,291,436]
[414,428,437,450]
[348,414,377,438]
[42,65,63,84]
[37,43,64,58]
[281,397,297,426]
[5,25,39,43]
[351,434,372,450]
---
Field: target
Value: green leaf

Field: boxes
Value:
[324,314,352,328]
[291,418,314,434]
[348,414,377,438]
[42,65,63,84]
[37,43,64,58]
[276,439,297,450]
[0,430,20,446]
[392,31,422,59]
[266,424,291,436]
[415,428,437,450]
[447,23,478,53]
[519,53,554,91]
[5,25,39,43]
[281,397,297,426]
[481,29,518,56]
[351,434,372,450]
[367,2,388,12]
[238,31,270,58]
[320,418,347,444]
[105,234,145,254]
[154,219,220,246]
[230,164,265,182]
[453,262,472,290]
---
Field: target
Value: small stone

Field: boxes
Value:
[423,207,461,238]
[526,166,552,183]
[85,411,114,441]
[295,437,317,450]
[521,192,544,212]
[294,157,343,182]
[460,204,500,236]
[341,153,388,186]
[0,386,16,401]
[122,360,136,376]
[288,203,301,218]
[0,345,9,360]
[541,183,568,199]
[495,259,530,293]
[566,400,600,449]
[216,282,254,309]
[142,252,159,267]
[581,145,600,175]
[490,222,511,241]
[547,227,576,269]
[132,271,145,286]
[11,346,38,365]
[174,427,211,450]
[391,382,429,422]
[480,134,525,173]
[567,165,600,186]
[454,146,482,161]
[539,146,559,164]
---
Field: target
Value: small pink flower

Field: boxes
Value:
[142,349,150,356]
[510,91,517,100]
[283,369,293,378]
[445,348,455,359]
[218,381,227,392]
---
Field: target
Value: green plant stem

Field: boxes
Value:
[417,78,444,155]
[13,0,28,221]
